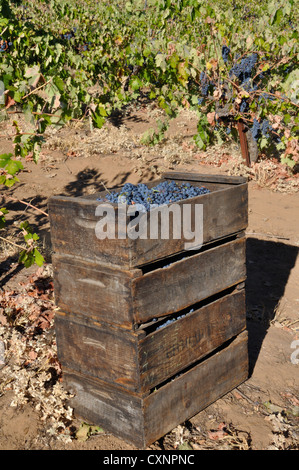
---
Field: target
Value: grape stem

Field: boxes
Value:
[22,78,53,100]
[0,26,8,37]
[251,55,292,83]
[249,90,299,108]
[0,235,25,250]
[208,24,221,89]
[3,195,49,217]
[100,181,112,194]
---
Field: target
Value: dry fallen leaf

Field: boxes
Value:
[5,95,16,109]
[207,111,216,126]
[28,350,38,361]
[208,422,228,440]
[0,311,8,326]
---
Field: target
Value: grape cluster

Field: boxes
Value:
[250,118,273,141]
[229,53,258,84]
[200,72,210,96]
[251,118,260,141]
[239,98,249,113]
[221,46,230,63]
[60,29,90,52]
[0,37,11,53]
[78,43,90,52]
[260,119,272,138]
[61,31,75,41]
[259,92,275,102]
[98,181,210,211]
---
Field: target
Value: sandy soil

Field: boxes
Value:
[0,106,298,450]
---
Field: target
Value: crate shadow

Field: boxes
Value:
[245,237,299,375]
[63,169,137,197]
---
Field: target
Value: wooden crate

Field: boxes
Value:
[62,331,248,449]
[48,172,248,268]
[48,171,249,448]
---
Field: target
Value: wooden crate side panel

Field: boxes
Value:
[62,369,145,448]
[139,289,246,391]
[143,330,249,447]
[55,313,140,390]
[201,183,247,244]
[52,255,137,327]
[133,237,246,324]
[48,197,131,266]
[162,171,248,185]
[129,183,248,267]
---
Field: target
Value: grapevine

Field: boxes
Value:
[0,0,298,267]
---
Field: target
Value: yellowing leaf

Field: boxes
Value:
[115,35,123,45]
[155,53,167,72]
[178,441,193,450]
[178,62,188,79]
[76,423,90,441]
[262,63,270,72]
[76,422,105,441]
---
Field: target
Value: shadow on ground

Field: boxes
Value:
[62,169,138,197]
[0,255,24,289]
[1,194,49,233]
[245,237,299,375]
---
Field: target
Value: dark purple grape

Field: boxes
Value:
[98,181,210,211]
[222,46,230,63]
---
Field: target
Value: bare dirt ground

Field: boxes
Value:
[0,104,298,450]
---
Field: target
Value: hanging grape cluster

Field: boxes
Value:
[0,36,11,52]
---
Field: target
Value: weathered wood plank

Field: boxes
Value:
[163,171,248,185]
[55,313,142,391]
[52,254,139,328]
[132,236,246,324]
[48,197,132,266]
[143,330,248,447]
[139,289,246,391]
[62,368,146,448]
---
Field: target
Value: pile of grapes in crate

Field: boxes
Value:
[99,180,211,211]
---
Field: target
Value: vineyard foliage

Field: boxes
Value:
[0,0,298,266]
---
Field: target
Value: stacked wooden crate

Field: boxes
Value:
[48,171,249,449]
